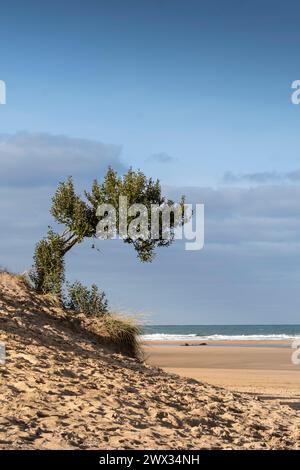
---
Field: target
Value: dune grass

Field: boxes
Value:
[103,314,142,359]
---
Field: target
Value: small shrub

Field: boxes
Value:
[66,281,108,316]
[30,229,65,299]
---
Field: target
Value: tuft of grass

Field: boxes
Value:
[103,314,142,359]
[64,281,142,358]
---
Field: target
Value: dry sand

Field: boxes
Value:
[1,272,300,449]
[143,341,300,398]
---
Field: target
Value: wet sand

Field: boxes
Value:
[143,341,300,398]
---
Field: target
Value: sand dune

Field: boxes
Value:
[0,272,299,449]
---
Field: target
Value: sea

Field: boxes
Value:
[141,324,300,342]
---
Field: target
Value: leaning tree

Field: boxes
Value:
[31,167,185,299]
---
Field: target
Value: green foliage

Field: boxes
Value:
[66,281,108,317]
[85,166,185,262]
[51,177,96,247]
[30,228,65,298]
[31,167,185,296]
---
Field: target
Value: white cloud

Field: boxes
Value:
[223,169,300,184]
[0,132,125,187]
[166,184,300,247]
[147,152,177,164]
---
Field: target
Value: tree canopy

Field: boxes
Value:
[31,167,185,298]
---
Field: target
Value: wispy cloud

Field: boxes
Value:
[147,152,177,164]
[0,132,125,187]
[166,184,300,245]
[223,169,300,185]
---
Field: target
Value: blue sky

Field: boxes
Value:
[1,0,300,323]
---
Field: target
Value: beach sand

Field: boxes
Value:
[143,341,300,399]
[1,273,300,449]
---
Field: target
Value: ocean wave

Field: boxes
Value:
[140,333,298,341]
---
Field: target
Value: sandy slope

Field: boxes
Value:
[0,272,299,449]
